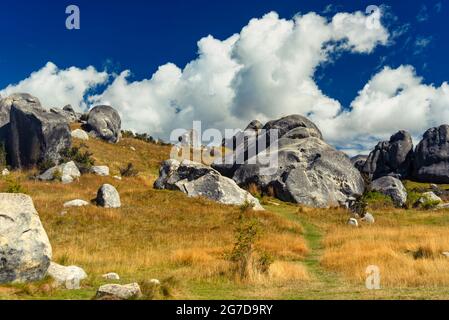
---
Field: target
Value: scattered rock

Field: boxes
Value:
[130,146,136,151]
[362,130,414,180]
[442,252,449,258]
[347,218,359,227]
[71,128,89,141]
[149,279,161,286]
[38,161,81,184]
[154,159,263,210]
[6,93,71,169]
[102,272,120,280]
[96,283,142,300]
[85,105,121,143]
[2,168,9,176]
[113,175,122,181]
[47,262,87,289]
[413,125,449,183]
[96,184,121,208]
[63,199,89,208]
[361,212,375,224]
[91,165,110,176]
[0,193,52,283]
[422,191,442,203]
[371,176,407,208]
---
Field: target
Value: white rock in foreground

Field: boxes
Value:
[47,262,87,289]
[96,283,142,300]
[96,184,121,208]
[63,199,90,208]
[2,168,10,176]
[0,193,52,283]
[71,128,89,141]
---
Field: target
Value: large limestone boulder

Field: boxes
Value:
[86,105,121,143]
[7,94,71,169]
[371,176,407,207]
[232,136,365,208]
[362,130,414,180]
[96,184,121,208]
[413,125,449,183]
[154,159,264,210]
[350,155,368,172]
[0,193,52,283]
[71,129,89,141]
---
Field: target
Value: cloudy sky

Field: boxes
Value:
[0,0,448,155]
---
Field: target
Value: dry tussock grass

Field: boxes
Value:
[322,225,449,287]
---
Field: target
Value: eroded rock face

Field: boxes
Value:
[371,176,407,207]
[362,130,414,180]
[350,155,368,172]
[86,105,121,143]
[413,125,449,183]
[232,136,365,208]
[262,114,323,142]
[0,193,52,283]
[7,94,71,169]
[154,159,264,210]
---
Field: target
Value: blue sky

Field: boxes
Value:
[0,1,448,154]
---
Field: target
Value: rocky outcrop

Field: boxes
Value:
[371,176,407,207]
[7,94,71,169]
[232,136,365,208]
[38,161,81,184]
[96,184,121,208]
[0,193,52,283]
[154,159,264,210]
[96,283,142,300]
[85,105,121,143]
[362,130,414,180]
[413,125,449,183]
[90,165,109,176]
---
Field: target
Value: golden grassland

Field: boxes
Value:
[1,128,449,299]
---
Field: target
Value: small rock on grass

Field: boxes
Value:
[96,184,121,208]
[63,199,89,208]
[102,272,120,280]
[96,283,142,300]
[47,262,87,290]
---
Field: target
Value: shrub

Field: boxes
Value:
[120,162,139,177]
[61,146,95,173]
[37,158,56,174]
[363,191,394,208]
[421,199,440,210]
[4,177,27,194]
[406,191,422,209]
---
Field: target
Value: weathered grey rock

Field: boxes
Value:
[362,130,414,180]
[102,272,120,280]
[262,114,323,142]
[86,105,121,143]
[154,159,263,210]
[90,165,109,176]
[422,191,442,203]
[232,137,365,208]
[0,193,52,283]
[96,283,142,300]
[361,212,375,224]
[50,107,78,123]
[413,125,449,183]
[96,184,121,208]
[63,199,90,208]
[351,155,368,172]
[71,129,89,141]
[38,161,81,184]
[7,94,71,169]
[371,176,407,207]
[47,262,87,289]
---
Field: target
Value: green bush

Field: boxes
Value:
[37,158,56,173]
[362,191,394,207]
[406,191,422,209]
[61,146,95,173]
[4,178,27,194]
